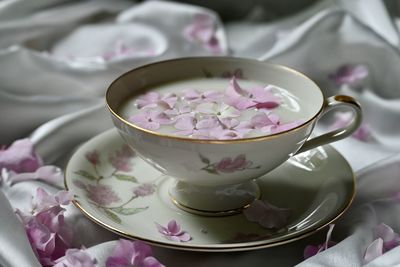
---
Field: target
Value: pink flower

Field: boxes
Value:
[332,112,372,142]
[8,165,64,186]
[214,154,252,173]
[155,220,191,242]
[239,112,302,134]
[304,224,336,259]
[163,103,193,120]
[35,206,73,247]
[106,239,164,267]
[25,217,57,266]
[243,200,291,229]
[225,77,281,110]
[128,110,173,131]
[183,89,223,103]
[17,188,74,266]
[329,64,369,86]
[210,118,251,140]
[54,248,96,267]
[135,92,178,110]
[0,138,42,173]
[109,145,135,172]
[174,116,219,138]
[85,150,100,166]
[240,112,279,131]
[195,102,241,119]
[183,13,221,54]
[32,187,72,212]
[135,92,160,109]
[133,183,156,197]
[87,184,120,206]
[363,223,400,264]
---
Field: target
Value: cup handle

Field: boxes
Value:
[295,95,362,155]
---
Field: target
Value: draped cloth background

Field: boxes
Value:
[1,0,400,266]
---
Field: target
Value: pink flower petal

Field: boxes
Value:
[376,223,397,244]
[136,92,160,109]
[196,117,219,129]
[106,239,164,267]
[364,238,384,264]
[254,102,280,109]
[304,245,320,259]
[54,248,96,267]
[167,220,181,235]
[329,64,369,86]
[0,138,42,173]
[9,165,64,186]
[175,116,196,131]
[179,232,192,242]
[331,112,372,142]
[155,220,191,243]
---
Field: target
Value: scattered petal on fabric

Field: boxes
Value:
[53,248,96,267]
[183,13,222,53]
[33,187,72,212]
[243,200,291,229]
[0,138,42,173]
[155,220,191,242]
[17,188,74,266]
[106,239,165,267]
[329,64,369,86]
[364,238,384,264]
[303,224,336,259]
[363,223,400,264]
[87,184,121,206]
[8,165,64,186]
[331,112,373,142]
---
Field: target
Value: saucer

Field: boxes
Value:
[65,129,355,252]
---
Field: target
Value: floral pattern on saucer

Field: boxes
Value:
[72,145,155,224]
[65,129,355,252]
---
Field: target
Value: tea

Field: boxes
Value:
[119,77,304,140]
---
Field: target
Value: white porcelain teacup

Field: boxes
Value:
[106,57,361,216]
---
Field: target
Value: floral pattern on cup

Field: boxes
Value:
[200,154,260,174]
[73,145,155,224]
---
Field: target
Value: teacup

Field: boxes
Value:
[106,57,361,216]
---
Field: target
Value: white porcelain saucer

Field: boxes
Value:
[65,129,355,252]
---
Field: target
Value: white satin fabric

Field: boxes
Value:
[1,0,400,266]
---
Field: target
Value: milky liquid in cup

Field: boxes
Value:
[119,77,305,140]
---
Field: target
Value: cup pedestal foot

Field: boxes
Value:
[169,180,260,217]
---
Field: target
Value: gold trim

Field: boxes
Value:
[106,57,325,144]
[64,135,356,252]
